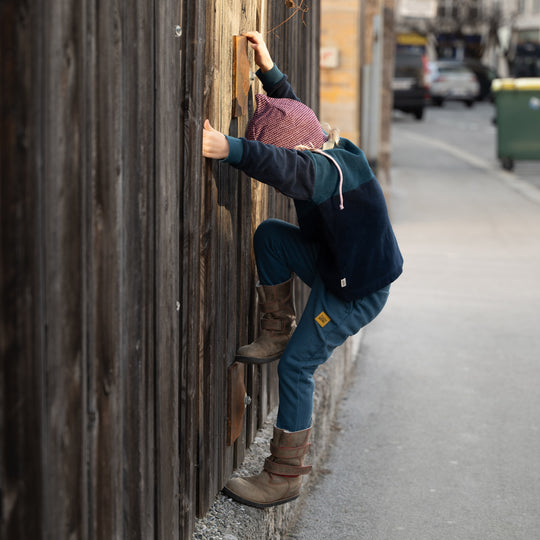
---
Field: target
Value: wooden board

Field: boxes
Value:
[232,35,251,117]
[227,362,247,445]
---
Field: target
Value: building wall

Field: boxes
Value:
[320,0,362,142]
[515,0,540,32]
[320,0,395,184]
[380,0,397,186]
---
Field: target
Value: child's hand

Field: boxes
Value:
[242,31,274,73]
[202,119,229,159]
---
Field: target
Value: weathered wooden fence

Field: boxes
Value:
[1,0,320,538]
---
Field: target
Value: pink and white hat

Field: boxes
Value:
[246,94,328,150]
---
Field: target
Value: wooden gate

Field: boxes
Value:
[0,1,320,538]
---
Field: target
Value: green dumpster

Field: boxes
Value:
[492,78,540,171]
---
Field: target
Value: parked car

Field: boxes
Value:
[429,61,480,107]
[392,50,430,120]
[463,59,499,101]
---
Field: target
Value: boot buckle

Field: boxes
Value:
[260,318,286,331]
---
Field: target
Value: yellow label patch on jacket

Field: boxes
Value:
[315,311,331,327]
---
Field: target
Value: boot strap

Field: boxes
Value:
[260,318,287,331]
[260,299,290,313]
[263,458,312,476]
[270,441,311,459]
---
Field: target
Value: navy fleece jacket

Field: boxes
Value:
[223,65,403,301]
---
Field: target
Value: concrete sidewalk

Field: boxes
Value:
[287,123,540,539]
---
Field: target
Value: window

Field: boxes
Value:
[437,0,457,19]
[469,6,480,19]
[468,0,481,19]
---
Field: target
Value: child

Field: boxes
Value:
[202,31,403,508]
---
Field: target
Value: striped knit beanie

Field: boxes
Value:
[246,94,328,150]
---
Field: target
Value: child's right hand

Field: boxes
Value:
[242,31,274,73]
[202,120,229,160]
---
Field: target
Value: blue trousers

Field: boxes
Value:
[254,219,390,432]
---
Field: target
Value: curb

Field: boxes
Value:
[193,330,364,539]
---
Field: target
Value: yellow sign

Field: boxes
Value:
[396,33,428,46]
[315,311,331,327]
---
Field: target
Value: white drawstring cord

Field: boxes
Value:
[311,149,345,210]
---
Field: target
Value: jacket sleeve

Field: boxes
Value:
[224,137,316,200]
[257,65,301,102]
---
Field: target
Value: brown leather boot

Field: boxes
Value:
[222,426,312,508]
[236,277,296,364]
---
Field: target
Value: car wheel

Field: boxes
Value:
[464,99,474,108]
[413,107,424,121]
[501,157,514,171]
[433,97,444,107]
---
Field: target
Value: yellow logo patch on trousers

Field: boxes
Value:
[315,311,331,327]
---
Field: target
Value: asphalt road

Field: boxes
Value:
[288,102,540,540]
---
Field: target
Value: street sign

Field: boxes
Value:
[398,0,437,18]
[320,47,340,68]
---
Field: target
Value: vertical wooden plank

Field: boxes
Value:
[121,1,155,537]
[41,0,87,537]
[197,0,220,516]
[243,148,260,442]
[211,0,233,492]
[155,0,182,537]
[80,1,92,536]
[83,2,97,537]
[177,0,212,534]
[237,0,260,448]
[200,0,253,510]
[215,154,239,484]
[85,0,124,537]
[0,1,45,538]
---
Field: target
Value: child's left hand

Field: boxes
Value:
[202,119,229,159]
